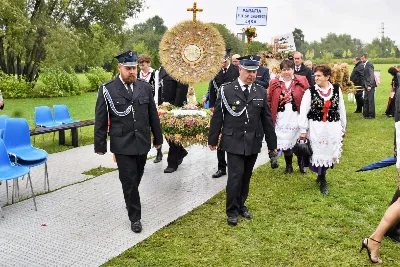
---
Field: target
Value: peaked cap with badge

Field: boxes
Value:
[237,54,260,71]
[115,50,138,67]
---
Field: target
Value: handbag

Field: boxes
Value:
[292,138,313,158]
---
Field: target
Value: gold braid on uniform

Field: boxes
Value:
[102,86,132,117]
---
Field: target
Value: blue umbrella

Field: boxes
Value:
[356,156,396,172]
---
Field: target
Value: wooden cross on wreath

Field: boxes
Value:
[187,2,203,25]
[269,38,288,55]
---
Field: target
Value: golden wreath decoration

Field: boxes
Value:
[159,20,225,85]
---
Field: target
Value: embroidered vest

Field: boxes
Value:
[278,92,298,113]
[307,85,340,122]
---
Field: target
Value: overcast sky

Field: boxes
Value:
[128,0,400,47]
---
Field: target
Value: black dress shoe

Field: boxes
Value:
[212,169,226,178]
[240,211,253,219]
[131,220,142,233]
[153,149,163,163]
[178,151,188,165]
[227,216,238,226]
[164,167,177,173]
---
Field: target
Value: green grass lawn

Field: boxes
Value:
[100,65,400,266]
[2,65,400,265]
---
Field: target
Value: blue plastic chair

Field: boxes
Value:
[3,118,50,191]
[0,115,9,139]
[34,106,62,127]
[53,105,80,124]
[0,139,37,217]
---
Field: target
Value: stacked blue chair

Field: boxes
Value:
[34,106,62,127]
[3,118,50,192]
[53,105,80,124]
[0,139,36,218]
[34,106,62,144]
[0,115,9,139]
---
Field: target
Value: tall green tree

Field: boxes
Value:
[210,23,246,56]
[292,28,305,53]
[0,0,145,82]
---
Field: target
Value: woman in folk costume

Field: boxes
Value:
[138,54,163,163]
[298,64,346,195]
[268,60,309,174]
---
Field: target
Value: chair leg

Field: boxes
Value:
[44,162,50,192]
[42,134,45,150]
[0,204,4,218]
[5,180,9,205]
[27,173,37,211]
[11,180,14,204]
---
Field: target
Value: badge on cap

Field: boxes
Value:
[250,55,253,60]
[236,101,240,105]
[232,106,236,110]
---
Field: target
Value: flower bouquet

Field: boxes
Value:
[242,26,257,43]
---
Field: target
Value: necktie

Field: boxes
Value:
[223,68,227,74]
[244,85,249,100]
[126,83,132,95]
[296,66,300,72]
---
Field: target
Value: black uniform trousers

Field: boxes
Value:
[355,90,364,112]
[217,148,227,171]
[363,87,376,118]
[115,153,147,222]
[167,141,188,169]
[226,152,258,217]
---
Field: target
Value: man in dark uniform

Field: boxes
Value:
[209,49,240,179]
[293,52,313,86]
[158,66,189,173]
[208,55,277,226]
[350,57,365,113]
[254,55,270,89]
[94,50,163,233]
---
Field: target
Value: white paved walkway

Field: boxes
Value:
[0,142,269,267]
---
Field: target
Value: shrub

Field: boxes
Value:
[84,67,112,92]
[0,71,32,98]
[37,68,82,97]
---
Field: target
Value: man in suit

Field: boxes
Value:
[255,63,270,89]
[231,54,241,66]
[208,55,277,226]
[158,66,189,173]
[350,57,365,113]
[94,50,163,233]
[209,49,240,179]
[361,53,377,119]
[293,52,313,86]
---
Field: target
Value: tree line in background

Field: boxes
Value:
[292,28,400,62]
[0,1,399,98]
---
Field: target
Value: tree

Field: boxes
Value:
[0,0,145,82]
[292,28,305,53]
[132,16,167,35]
[249,41,268,54]
[305,50,315,60]
[210,23,246,56]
